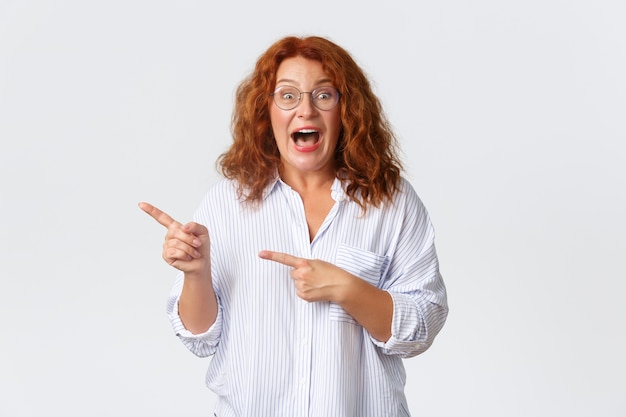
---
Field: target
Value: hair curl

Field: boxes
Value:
[217,35,403,211]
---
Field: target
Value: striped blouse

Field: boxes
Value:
[167,176,448,417]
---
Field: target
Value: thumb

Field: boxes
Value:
[183,222,209,238]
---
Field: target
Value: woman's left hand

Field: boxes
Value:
[258,250,352,303]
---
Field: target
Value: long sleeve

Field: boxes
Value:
[166,271,224,357]
[371,181,448,357]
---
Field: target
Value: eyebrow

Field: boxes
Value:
[275,77,334,86]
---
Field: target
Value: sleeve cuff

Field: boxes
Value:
[370,292,425,356]
[168,295,223,342]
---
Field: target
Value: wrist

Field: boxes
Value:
[331,271,360,305]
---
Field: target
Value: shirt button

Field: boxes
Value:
[300,377,306,385]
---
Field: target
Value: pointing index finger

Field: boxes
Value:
[138,202,180,228]
[258,250,301,268]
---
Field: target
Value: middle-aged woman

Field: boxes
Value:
[140,35,448,417]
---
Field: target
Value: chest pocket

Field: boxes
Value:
[330,244,390,325]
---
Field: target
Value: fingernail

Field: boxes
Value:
[192,239,201,247]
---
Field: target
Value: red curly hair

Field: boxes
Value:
[218,35,403,211]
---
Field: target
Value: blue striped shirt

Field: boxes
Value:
[167,176,448,417]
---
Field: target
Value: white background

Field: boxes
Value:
[1,1,625,416]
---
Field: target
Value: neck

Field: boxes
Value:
[279,167,336,194]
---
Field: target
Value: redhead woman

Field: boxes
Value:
[140,35,448,417]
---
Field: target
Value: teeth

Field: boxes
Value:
[297,129,318,134]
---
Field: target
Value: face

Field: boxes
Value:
[270,57,341,180]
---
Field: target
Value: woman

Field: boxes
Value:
[140,35,448,417]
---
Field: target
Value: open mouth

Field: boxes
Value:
[292,129,320,148]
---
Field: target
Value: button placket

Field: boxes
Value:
[282,184,314,414]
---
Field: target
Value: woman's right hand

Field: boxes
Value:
[138,202,211,277]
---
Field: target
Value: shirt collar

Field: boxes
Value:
[330,177,348,202]
[261,173,348,203]
[261,174,281,200]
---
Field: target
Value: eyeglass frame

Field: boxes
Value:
[270,85,341,111]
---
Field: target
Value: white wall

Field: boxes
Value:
[1,1,624,415]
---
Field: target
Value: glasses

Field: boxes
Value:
[271,85,341,111]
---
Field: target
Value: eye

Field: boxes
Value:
[314,87,336,101]
[275,86,299,102]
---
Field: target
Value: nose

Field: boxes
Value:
[297,92,318,117]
